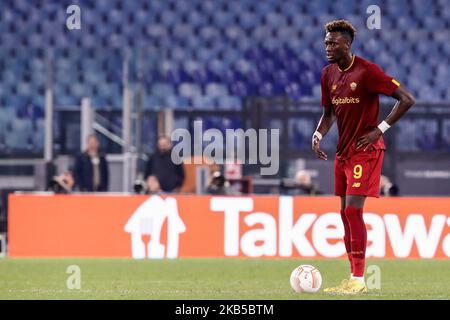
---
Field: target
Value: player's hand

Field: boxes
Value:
[312,135,328,160]
[356,128,382,151]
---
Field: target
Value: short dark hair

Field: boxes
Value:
[325,19,357,43]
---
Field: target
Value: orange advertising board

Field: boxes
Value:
[8,194,450,259]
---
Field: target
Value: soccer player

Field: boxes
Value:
[312,20,415,294]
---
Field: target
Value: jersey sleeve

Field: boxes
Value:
[365,63,400,96]
[321,68,331,107]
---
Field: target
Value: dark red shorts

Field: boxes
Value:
[334,147,385,198]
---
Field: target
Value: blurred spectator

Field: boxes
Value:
[74,134,109,192]
[280,170,322,195]
[48,171,75,194]
[133,180,145,194]
[144,136,185,193]
[380,175,399,196]
[294,170,321,195]
[206,171,229,195]
[133,175,162,194]
[146,175,162,194]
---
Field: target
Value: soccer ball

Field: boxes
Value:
[290,265,322,293]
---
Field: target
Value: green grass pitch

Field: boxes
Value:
[0,258,449,300]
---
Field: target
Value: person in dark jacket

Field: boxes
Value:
[144,136,185,193]
[74,134,109,192]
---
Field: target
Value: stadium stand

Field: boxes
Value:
[0,0,450,155]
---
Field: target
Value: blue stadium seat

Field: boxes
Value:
[165,68,190,87]
[386,0,409,16]
[229,1,254,15]
[5,130,32,150]
[172,23,194,41]
[186,10,208,28]
[388,40,412,58]
[410,64,433,83]
[11,118,33,133]
[0,106,15,124]
[192,95,216,110]
[229,81,257,97]
[32,119,45,151]
[205,83,229,97]
[5,95,26,108]
[239,12,261,31]
[265,13,288,28]
[212,10,236,29]
[445,88,450,101]
[56,95,79,107]
[178,83,202,98]
[330,0,357,17]
[276,27,297,44]
[285,83,303,100]
[196,48,219,63]
[280,2,301,18]
[291,14,314,30]
[273,70,290,88]
[143,95,162,110]
[306,0,332,14]
[174,0,193,14]
[441,42,450,55]
[217,96,242,110]
[417,87,438,102]
[151,83,175,98]
[163,95,189,109]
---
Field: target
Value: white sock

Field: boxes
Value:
[351,276,365,284]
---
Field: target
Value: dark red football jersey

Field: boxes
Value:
[321,55,400,160]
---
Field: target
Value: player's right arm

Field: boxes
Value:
[312,69,335,160]
[312,105,334,160]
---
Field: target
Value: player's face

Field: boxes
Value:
[324,32,350,63]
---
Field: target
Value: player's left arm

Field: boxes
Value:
[382,85,416,126]
[356,86,415,150]
[356,62,416,151]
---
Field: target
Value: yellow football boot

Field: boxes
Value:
[323,279,350,294]
[338,279,368,295]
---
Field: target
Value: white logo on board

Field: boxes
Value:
[124,195,186,259]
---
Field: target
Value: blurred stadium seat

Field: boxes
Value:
[0,0,449,155]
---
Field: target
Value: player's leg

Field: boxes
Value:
[335,161,353,275]
[340,149,384,294]
[345,195,367,279]
[341,195,368,294]
[324,161,350,294]
[339,196,353,276]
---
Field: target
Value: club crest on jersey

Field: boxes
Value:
[332,84,337,91]
[350,82,357,91]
